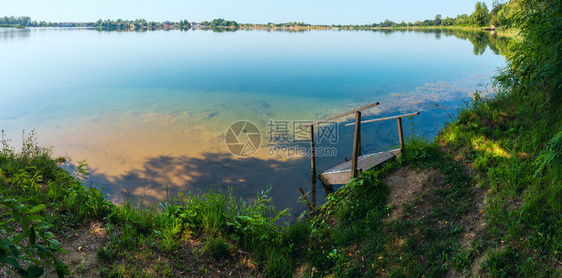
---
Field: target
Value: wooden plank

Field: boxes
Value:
[323,149,400,173]
[310,125,316,207]
[351,111,361,178]
[345,112,419,126]
[319,170,354,185]
[298,102,379,128]
[319,149,400,185]
[397,117,404,149]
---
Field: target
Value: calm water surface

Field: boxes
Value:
[0,28,507,213]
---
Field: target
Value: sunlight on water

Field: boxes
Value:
[0,28,507,212]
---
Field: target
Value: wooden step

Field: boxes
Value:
[319,149,401,185]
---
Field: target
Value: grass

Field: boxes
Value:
[0,132,310,277]
[435,87,562,277]
[295,132,481,276]
[1,70,561,277]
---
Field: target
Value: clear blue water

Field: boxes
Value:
[0,27,506,212]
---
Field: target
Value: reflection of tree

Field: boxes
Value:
[211,27,238,33]
[469,32,489,55]
[1,28,31,40]
[380,29,393,35]
[434,29,442,40]
[439,29,510,56]
[487,35,510,56]
[410,29,510,56]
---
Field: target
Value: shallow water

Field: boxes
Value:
[0,27,507,213]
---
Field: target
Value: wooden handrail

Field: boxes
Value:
[344,111,419,126]
[298,102,379,128]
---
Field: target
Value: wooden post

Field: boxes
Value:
[310,125,316,208]
[357,116,361,157]
[397,117,404,149]
[351,111,361,178]
[299,187,313,211]
[319,176,335,195]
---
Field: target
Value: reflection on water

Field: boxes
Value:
[0,28,506,212]
[63,27,512,56]
[0,28,31,40]
[438,29,511,56]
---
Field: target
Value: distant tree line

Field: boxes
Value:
[2,1,521,31]
[370,1,519,29]
[94,19,193,30]
[209,18,239,27]
[0,16,245,30]
[0,16,57,27]
[267,22,311,27]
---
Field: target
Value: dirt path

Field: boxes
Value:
[384,165,486,278]
[45,221,107,278]
[384,166,439,220]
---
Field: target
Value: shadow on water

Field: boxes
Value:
[81,152,311,216]
[69,96,453,215]
[52,79,483,216]
[38,27,503,214]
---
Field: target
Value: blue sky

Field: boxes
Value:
[2,0,493,25]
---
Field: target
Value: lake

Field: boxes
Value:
[0,27,507,214]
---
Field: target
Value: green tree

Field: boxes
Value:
[433,14,442,26]
[489,14,500,27]
[497,0,521,28]
[470,2,490,26]
[488,0,505,26]
[454,14,470,25]
[504,0,562,100]
[380,19,395,27]
[442,17,454,26]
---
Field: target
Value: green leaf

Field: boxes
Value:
[29,204,45,214]
[12,209,21,222]
[25,265,44,278]
[12,230,30,245]
[54,258,70,277]
[27,215,44,222]
[29,245,47,254]
[22,215,29,232]
[0,239,14,251]
[43,231,55,239]
[29,226,36,245]
[236,215,253,222]
[0,256,23,271]
[20,206,30,214]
